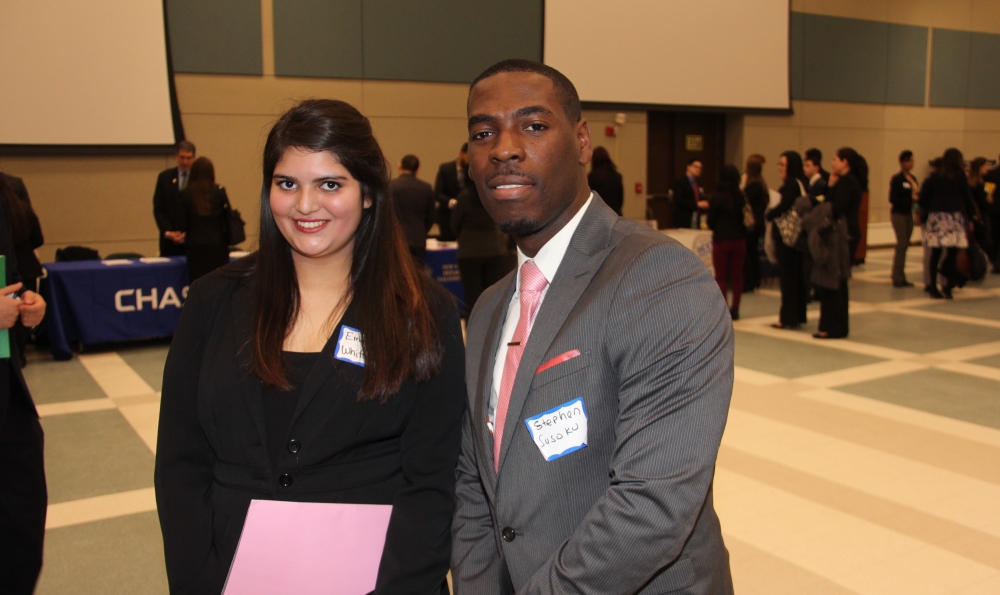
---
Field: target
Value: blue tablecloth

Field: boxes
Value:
[41,258,190,360]
[40,248,462,361]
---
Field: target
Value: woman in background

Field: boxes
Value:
[707,165,748,319]
[451,182,513,317]
[155,99,465,595]
[742,158,768,292]
[0,176,43,366]
[919,148,974,299]
[178,157,230,282]
[766,150,810,329]
[587,146,624,215]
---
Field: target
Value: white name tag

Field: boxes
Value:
[903,182,911,189]
[334,326,365,367]
[524,397,588,461]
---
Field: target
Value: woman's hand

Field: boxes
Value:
[828,172,839,186]
[0,283,22,329]
[19,290,46,328]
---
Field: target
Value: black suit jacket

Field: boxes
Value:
[0,198,35,433]
[671,176,701,229]
[2,173,31,205]
[587,168,624,215]
[154,264,466,595]
[390,174,436,251]
[153,168,186,256]
[433,161,467,241]
[450,185,506,259]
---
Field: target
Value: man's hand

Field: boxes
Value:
[19,290,46,328]
[697,200,709,210]
[0,283,23,329]
[165,231,186,244]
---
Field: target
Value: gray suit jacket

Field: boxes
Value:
[452,197,734,595]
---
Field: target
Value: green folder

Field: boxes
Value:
[0,255,9,359]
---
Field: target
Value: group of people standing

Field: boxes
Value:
[152,142,234,282]
[699,148,861,338]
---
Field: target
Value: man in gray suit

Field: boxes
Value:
[451,59,734,594]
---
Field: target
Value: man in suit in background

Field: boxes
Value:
[452,59,734,595]
[672,158,707,229]
[389,154,436,262]
[803,150,828,201]
[0,172,31,205]
[0,197,48,595]
[434,142,469,241]
[152,141,196,257]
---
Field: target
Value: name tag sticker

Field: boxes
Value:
[334,326,365,367]
[903,182,912,189]
[524,397,588,462]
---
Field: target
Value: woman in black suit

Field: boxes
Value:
[450,183,513,317]
[587,146,624,215]
[155,99,466,595]
[742,158,768,292]
[766,150,810,329]
[813,148,864,339]
[178,157,230,282]
[0,176,44,366]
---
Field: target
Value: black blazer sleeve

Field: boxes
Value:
[374,300,467,595]
[766,178,801,221]
[154,278,222,593]
[1,199,21,286]
[153,170,176,233]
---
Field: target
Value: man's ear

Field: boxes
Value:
[577,118,592,165]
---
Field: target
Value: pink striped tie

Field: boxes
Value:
[494,260,548,472]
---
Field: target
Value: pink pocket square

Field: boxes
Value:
[536,350,581,374]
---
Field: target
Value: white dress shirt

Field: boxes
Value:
[487,193,594,422]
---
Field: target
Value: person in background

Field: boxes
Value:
[888,150,918,287]
[389,154,436,262]
[0,172,31,205]
[803,149,828,200]
[742,158,769,292]
[766,150,810,329]
[919,148,974,299]
[155,99,465,595]
[920,157,943,290]
[984,152,1000,272]
[177,157,230,282]
[672,157,708,229]
[587,146,624,215]
[707,165,748,320]
[0,195,47,595]
[968,157,990,222]
[812,148,861,339]
[433,142,469,241]
[153,141,196,257]
[451,183,513,318]
[0,177,43,367]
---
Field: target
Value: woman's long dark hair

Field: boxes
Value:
[745,159,768,194]
[941,148,965,180]
[187,157,216,216]
[780,150,808,186]
[251,99,445,401]
[0,176,29,244]
[717,164,743,210]
[836,147,868,190]
[591,146,616,172]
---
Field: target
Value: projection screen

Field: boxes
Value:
[0,0,177,147]
[544,0,790,110]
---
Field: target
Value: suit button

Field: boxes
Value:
[279,473,293,487]
[288,440,301,454]
[501,527,515,542]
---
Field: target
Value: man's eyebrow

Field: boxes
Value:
[514,105,553,118]
[468,114,495,127]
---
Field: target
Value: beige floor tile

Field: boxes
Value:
[927,341,1000,362]
[733,367,788,386]
[117,400,161,454]
[934,361,1000,382]
[77,353,157,399]
[833,543,998,595]
[946,573,1000,594]
[36,398,115,417]
[794,360,929,388]
[46,488,156,530]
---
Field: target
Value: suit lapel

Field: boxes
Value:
[474,274,515,489]
[496,198,619,477]
[231,283,268,452]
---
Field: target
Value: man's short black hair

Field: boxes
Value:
[469,59,582,123]
[899,150,913,162]
[460,142,468,153]
[805,148,822,166]
[176,140,196,154]
[400,154,420,172]
[687,157,702,166]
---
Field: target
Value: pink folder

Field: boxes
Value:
[223,500,393,595]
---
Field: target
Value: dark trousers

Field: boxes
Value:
[743,230,762,292]
[929,247,958,289]
[186,245,230,283]
[891,213,913,284]
[817,280,849,337]
[712,240,746,309]
[458,256,512,318]
[776,241,808,326]
[159,237,185,258]
[0,390,47,595]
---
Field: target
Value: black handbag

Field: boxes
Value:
[222,192,246,246]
